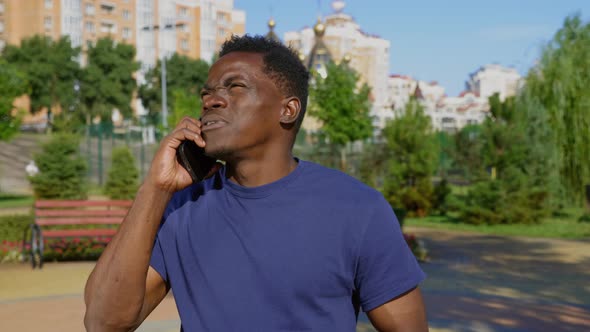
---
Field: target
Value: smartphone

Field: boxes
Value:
[176,140,217,182]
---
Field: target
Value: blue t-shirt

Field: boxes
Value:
[150,160,425,331]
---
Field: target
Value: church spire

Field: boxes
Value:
[265,17,280,42]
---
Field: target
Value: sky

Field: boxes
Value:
[234,0,590,96]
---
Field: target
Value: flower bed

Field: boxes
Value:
[0,237,111,263]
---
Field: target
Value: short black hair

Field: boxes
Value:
[219,35,310,131]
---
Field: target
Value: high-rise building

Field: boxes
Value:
[284,0,390,130]
[1,0,245,65]
[466,64,522,101]
[1,0,245,122]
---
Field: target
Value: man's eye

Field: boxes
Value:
[229,83,244,88]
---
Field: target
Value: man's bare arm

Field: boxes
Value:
[84,183,173,331]
[367,287,428,332]
[84,117,217,331]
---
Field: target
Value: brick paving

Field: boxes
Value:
[1,228,589,331]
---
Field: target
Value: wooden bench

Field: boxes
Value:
[26,200,132,268]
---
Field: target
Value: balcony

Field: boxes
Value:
[100,1,116,14]
[100,20,117,34]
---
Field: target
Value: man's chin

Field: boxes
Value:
[205,144,231,160]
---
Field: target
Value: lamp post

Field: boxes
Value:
[141,22,185,131]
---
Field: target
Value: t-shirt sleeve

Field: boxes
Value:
[354,195,426,312]
[149,233,169,283]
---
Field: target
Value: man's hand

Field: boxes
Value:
[146,116,217,193]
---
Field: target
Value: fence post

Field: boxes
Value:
[98,122,103,186]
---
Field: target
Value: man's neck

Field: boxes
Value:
[225,153,298,188]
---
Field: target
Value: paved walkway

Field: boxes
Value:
[1,228,589,331]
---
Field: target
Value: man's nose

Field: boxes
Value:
[203,92,227,112]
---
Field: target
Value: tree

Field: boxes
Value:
[308,62,373,170]
[168,89,202,127]
[381,98,439,216]
[452,124,484,181]
[29,134,88,199]
[81,37,139,122]
[0,60,28,141]
[138,53,209,126]
[3,35,80,127]
[458,94,555,224]
[104,147,139,199]
[525,14,590,203]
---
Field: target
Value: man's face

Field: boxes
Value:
[200,52,285,160]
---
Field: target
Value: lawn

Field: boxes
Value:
[405,208,590,239]
[0,194,34,209]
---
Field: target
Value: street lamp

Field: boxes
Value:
[141,22,185,131]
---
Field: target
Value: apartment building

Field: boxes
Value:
[284,0,390,130]
[0,0,245,65]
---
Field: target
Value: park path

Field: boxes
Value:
[1,228,589,331]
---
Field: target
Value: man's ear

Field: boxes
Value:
[279,97,301,125]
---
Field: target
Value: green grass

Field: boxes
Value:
[0,194,34,209]
[405,209,590,239]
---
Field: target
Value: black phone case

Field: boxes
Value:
[176,140,217,182]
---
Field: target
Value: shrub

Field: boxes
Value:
[104,146,139,199]
[432,178,452,215]
[29,133,88,199]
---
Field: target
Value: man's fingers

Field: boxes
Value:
[168,119,205,147]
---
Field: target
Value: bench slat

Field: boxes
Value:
[36,209,128,217]
[42,229,118,238]
[36,217,124,226]
[35,200,133,208]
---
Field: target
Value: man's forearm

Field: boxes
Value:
[84,182,173,329]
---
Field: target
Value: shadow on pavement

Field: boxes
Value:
[413,228,590,331]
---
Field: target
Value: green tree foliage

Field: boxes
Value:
[81,37,139,120]
[104,147,139,200]
[168,89,202,127]
[138,54,209,125]
[3,35,80,120]
[309,62,373,146]
[525,14,590,202]
[381,98,439,216]
[29,134,88,199]
[452,124,484,180]
[308,62,373,170]
[458,94,556,224]
[0,60,28,140]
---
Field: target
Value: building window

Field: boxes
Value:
[122,10,131,20]
[85,21,95,33]
[45,0,53,9]
[100,21,116,33]
[100,3,115,13]
[0,39,5,51]
[44,17,53,29]
[181,24,189,33]
[179,7,188,18]
[123,27,132,39]
[0,3,5,13]
[217,13,226,23]
[0,21,3,33]
[218,28,225,37]
[86,3,95,15]
[181,39,188,51]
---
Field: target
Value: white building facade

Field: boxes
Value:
[466,64,522,101]
[284,1,391,129]
[387,75,488,132]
